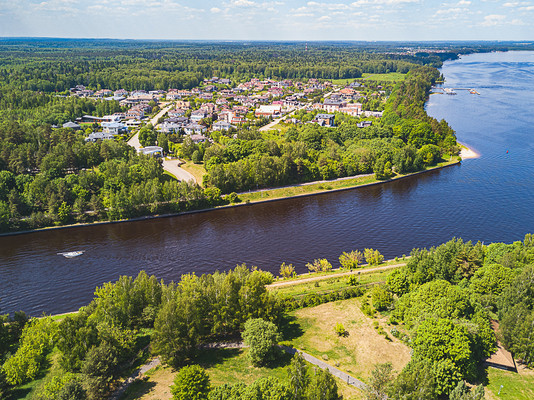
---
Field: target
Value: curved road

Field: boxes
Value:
[127,102,196,183]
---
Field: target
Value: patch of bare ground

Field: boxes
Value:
[289,297,411,383]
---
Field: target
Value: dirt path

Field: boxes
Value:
[268,263,405,289]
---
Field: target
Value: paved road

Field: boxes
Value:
[126,102,197,183]
[269,263,405,288]
[282,346,366,390]
[127,102,173,150]
[162,158,195,183]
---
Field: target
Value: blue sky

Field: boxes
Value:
[0,0,532,40]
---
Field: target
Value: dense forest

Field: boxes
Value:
[0,235,533,399]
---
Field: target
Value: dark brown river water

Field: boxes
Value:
[1,51,534,315]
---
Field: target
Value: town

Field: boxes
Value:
[63,76,387,178]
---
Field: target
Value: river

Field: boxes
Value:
[1,51,533,316]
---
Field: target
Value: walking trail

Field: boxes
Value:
[268,262,406,289]
[109,342,366,399]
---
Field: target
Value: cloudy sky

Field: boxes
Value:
[0,0,532,40]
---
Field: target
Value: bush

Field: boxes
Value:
[339,250,363,269]
[306,258,332,273]
[371,285,394,311]
[171,365,210,400]
[334,323,348,337]
[347,275,359,286]
[364,248,384,266]
[279,263,295,279]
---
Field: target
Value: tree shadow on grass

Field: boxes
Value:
[279,315,304,341]
[194,347,242,369]
[121,377,157,400]
[264,347,294,369]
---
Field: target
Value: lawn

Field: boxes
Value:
[485,366,534,400]
[361,72,407,82]
[287,297,412,383]
[120,347,362,400]
[178,160,207,185]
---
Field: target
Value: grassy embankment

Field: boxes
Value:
[236,157,458,205]
[485,367,534,400]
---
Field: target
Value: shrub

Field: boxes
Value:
[371,285,394,311]
[306,258,332,273]
[171,365,210,400]
[334,323,348,337]
[339,250,363,269]
[279,263,295,279]
[364,248,384,266]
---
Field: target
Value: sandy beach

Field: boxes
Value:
[459,143,480,159]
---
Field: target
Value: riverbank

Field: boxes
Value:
[0,156,462,237]
[459,142,480,159]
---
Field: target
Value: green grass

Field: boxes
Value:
[330,78,359,85]
[120,346,362,400]
[271,269,395,298]
[361,72,407,82]
[485,367,534,400]
[238,175,377,203]
[271,258,407,284]
[179,161,207,185]
[199,347,293,386]
[236,158,458,207]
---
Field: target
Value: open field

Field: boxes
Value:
[361,72,407,82]
[287,297,412,383]
[485,366,534,400]
[238,174,377,203]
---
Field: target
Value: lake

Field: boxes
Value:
[1,51,533,316]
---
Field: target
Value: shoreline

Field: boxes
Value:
[459,141,480,159]
[0,157,463,238]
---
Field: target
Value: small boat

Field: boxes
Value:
[57,251,85,258]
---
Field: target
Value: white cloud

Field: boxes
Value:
[480,14,506,26]
[351,0,419,5]
[502,1,530,7]
[230,0,256,6]
[436,7,464,14]
[318,15,331,20]
[211,7,222,12]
